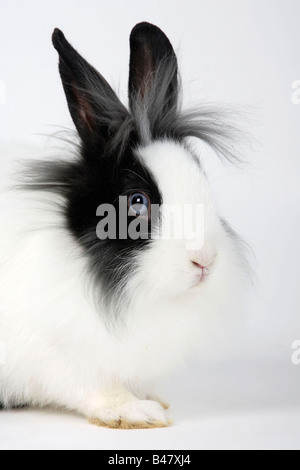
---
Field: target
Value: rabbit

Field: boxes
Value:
[0,22,249,428]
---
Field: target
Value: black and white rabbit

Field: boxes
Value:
[0,22,248,428]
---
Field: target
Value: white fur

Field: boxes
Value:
[0,141,247,426]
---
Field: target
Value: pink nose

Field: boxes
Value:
[190,249,217,269]
[191,261,206,270]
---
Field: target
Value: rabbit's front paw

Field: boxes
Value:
[89,399,171,429]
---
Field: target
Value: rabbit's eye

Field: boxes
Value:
[128,192,150,218]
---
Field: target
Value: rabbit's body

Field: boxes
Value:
[0,23,248,428]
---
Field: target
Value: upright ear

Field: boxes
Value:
[129,22,178,119]
[52,29,129,144]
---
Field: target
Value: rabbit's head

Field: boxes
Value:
[48,23,248,327]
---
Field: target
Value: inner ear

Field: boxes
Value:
[57,52,98,139]
[72,84,95,135]
[130,43,155,102]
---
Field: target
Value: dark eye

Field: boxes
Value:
[128,192,150,218]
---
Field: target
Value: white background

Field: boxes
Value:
[0,0,300,450]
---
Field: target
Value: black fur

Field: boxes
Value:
[129,22,178,116]
[22,141,162,310]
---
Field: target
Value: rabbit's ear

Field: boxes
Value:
[52,29,129,143]
[129,22,178,115]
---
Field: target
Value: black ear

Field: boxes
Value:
[129,22,178,115]
[52,28,129,144]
